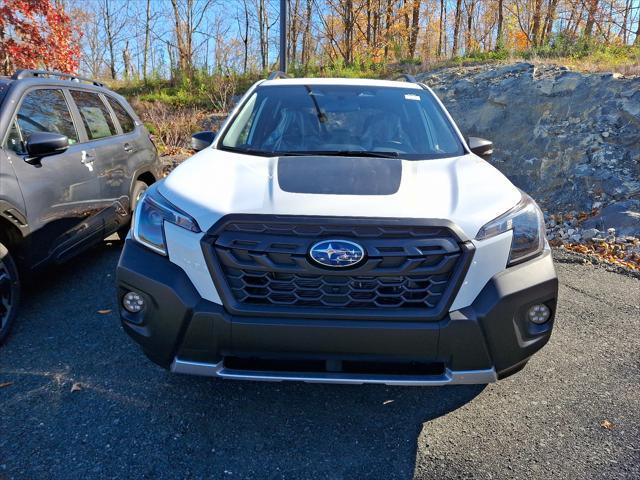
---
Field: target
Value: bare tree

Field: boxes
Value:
[237,0,250,73]
[170,0,215,80]
[254,0,277,71]
[101,0,128,80]
[143,0,152,82]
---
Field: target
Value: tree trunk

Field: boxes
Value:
[239,0,250,73]
[531,0,543,46]
[408,0,421,59]
[437,0,444,57]
[170,0,188,79]
[258,0,269,70]
[123,40,132,79]
[301,0,312,67]
[621,0,631,44]
[452,0,462,57]
[384,0,392,60]
[542,0,559,45]
[495,0,504,50]
[143,0,151,82]
[465,0,475,53]
[366,0,371,46]
[584,0,599,38]
[104,0,117,80]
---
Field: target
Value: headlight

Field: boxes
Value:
[475,193,545,266]
[132,185,200,255]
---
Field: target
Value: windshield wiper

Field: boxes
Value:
[278,150,400,158]
[223,146,281,157]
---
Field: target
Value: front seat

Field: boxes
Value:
[364,111,413,151]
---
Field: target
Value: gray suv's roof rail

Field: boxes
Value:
[394,73,418,83]
[267,71,290,80]
[11,69,105,87]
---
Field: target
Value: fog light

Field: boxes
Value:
[527,304,551,324]
[123,291,145,313]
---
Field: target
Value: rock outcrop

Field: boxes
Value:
[417,63,640,236]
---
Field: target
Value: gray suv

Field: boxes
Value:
[0,70,162,343]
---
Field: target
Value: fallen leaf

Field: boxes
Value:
[0,381,14,388]
[97,309,112,314]
[71,382,83,392]
[600,419,614,430]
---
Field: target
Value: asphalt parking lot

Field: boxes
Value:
[0,240,638,480]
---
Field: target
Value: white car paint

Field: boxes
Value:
[159,150,521,239]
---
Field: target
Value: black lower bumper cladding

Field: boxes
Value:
[117,240,558,384]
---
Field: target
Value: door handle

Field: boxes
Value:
[123,143,135,153]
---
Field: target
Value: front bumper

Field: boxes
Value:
[117,240,558,385]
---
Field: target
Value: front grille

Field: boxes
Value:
[202,216,473,320]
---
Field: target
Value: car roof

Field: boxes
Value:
[260,77,422,89]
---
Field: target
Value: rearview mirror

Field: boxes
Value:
[468,137,493,158]
[25,132,69,164]
[191,131,217,151]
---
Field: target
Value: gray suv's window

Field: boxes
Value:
[106,96,135,133]
[70,90,116,140]
[16,89,79,144]
[6,121,23,153]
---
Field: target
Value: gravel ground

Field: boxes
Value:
[0,242,638,480]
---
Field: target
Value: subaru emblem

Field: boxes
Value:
[309,240,365,268]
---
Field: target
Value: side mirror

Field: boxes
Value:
[191,131,216,151]
[468,137,493,158]
[25,132,69,164]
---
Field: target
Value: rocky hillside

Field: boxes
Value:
[417,63,640,237]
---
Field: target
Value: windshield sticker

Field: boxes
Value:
[404,94,420,101]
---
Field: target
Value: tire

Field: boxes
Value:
[118,181,149,240]
[0,243,20,345]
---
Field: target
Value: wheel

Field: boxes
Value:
[0,242,20,345]
[118,181,149,240]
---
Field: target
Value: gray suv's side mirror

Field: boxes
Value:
[468,137,493,158]
[25,132,69,163]
[191,131,217,151]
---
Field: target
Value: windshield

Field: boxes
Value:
[220,84,464,159]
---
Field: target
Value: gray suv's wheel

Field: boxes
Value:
[0,243,20,344]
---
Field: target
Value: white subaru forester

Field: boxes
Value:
[117,74,558,385]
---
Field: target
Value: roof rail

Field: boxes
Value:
[11,69,105,87]
[394,73,418,83]
[267,71,290,80]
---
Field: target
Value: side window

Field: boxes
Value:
[70,90,116,140]
[16,89,79,144]
[5,120,24,153]
[106,97,136,133]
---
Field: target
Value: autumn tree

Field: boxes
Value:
[0,0,81,75]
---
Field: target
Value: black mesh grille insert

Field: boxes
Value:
[202,216,473,320]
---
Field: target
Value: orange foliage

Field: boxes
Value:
[0,0,82,75]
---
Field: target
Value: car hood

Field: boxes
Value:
[160,149,522,239]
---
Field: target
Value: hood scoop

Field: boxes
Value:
[277,156,402,196]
